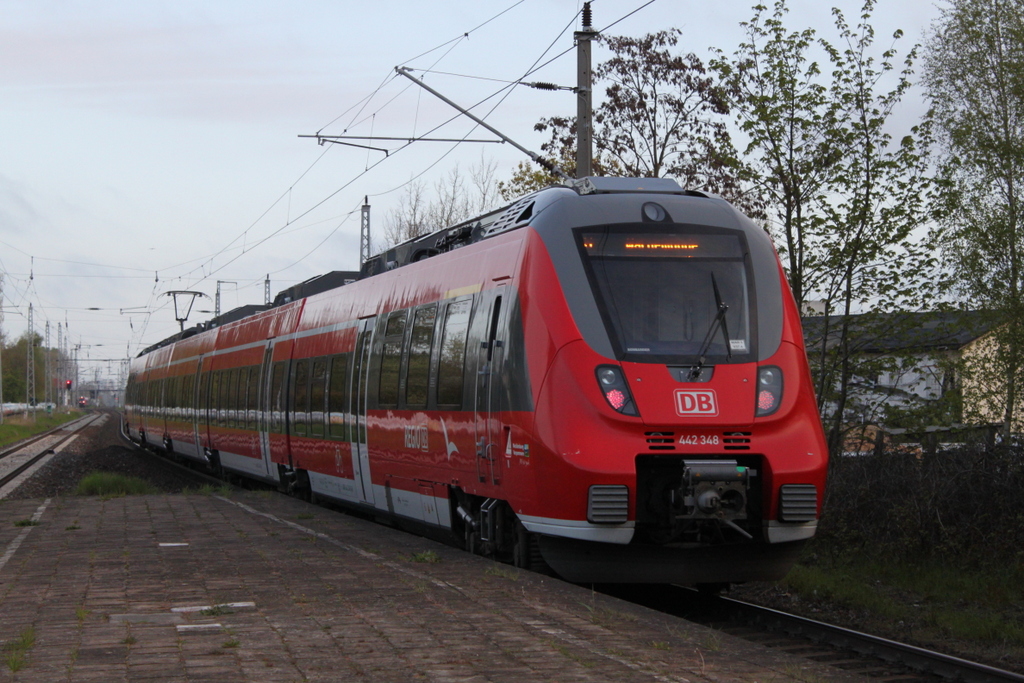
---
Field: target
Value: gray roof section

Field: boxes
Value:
[801,310,998,354]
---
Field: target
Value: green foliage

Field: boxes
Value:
[715,1,937,455]
[506,30,754,212]
[819,444,1024,562]
[923,0,1024,439]
[785,556,1024,648]
[0,331,66,407]
[2,627,35,673]
[75,471,157,497]
[0,411,79,449]
[711,1,838,309]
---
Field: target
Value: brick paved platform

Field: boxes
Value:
[0,491,870,682]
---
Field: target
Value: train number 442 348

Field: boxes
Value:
[678,434,720,445]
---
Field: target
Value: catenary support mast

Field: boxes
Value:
[575,2,597,178]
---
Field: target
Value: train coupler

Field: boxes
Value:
[672,459,751,522]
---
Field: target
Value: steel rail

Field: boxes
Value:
[0,414,93,462]
[117,415,238,490]
[707,591,1024,683]
[600,583,1024,683]
[0,415,97,490]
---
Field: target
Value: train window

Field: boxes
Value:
[292,359,309,436]
[247,365,260,430]
[235,368,243,428]
[379,310,407,408]
[241,367,251,428]
[270,361,286,433]
[236,368,246,428]
[229,368,241,428]
[219,370,231,427]
[199,370,211,426]
[224,370,233,427]
[406,305,437,409]
[183,374,195,420]
[579,228,753,363]
[310,358,327,437]
[328,354,350,440]
[437,298,472,407]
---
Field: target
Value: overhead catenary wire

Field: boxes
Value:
[102,1,658,357]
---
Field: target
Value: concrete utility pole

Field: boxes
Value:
[575,2,597,178]
[0,274,4,426]
[44,321,51,406]
[26,303,35,419]
[360,197,371,267]
[57,322,63,409]
[264,274,271,306]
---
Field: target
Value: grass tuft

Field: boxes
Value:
[76,471,157,497]
[2,627,36,672]
[485,565,521,581]
[408,550,441,563]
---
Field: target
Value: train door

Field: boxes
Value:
[474,287,506,485]
[256,342,276,479]
[351,317,376,505]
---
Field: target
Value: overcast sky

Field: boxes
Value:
[0,0,941,383]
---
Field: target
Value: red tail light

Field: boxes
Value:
[756,366,783,417]
[596,365,639,416]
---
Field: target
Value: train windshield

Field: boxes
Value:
[579,227,754,363]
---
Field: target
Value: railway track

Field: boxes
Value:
[602,584,1024,683]
[115,415,239,491]
[0,413,100,493]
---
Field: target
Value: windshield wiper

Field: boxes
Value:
[689,272,732,381]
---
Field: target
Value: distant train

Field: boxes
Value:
[124,177,827,585]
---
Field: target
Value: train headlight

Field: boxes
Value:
[756,365,783,417]
[595,365,639,416]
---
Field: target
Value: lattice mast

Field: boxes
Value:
[360,197,371,267]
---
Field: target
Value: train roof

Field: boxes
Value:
[138,177,714,358]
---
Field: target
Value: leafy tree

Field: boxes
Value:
[502,30,756,215]
[812,2,935,453]
[711,1,842,309]
[923,0,1024,440]
[716,1,935,453]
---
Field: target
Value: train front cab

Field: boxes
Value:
[515,181,828,584]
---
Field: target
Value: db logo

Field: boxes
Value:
[674,389,719,416]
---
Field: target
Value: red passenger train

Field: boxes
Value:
[124,177,827,585]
